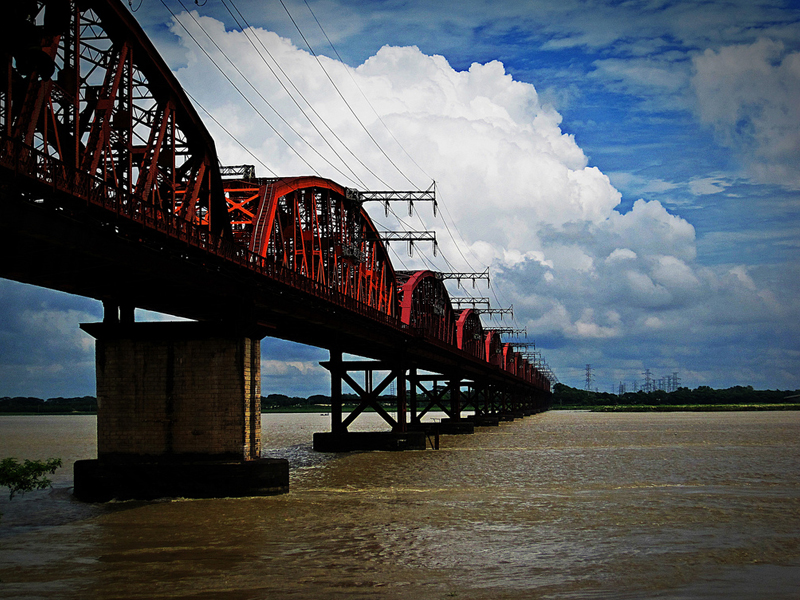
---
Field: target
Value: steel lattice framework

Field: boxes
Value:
[1,0,228,236]
[397,270,455,345]
[225,176,397,316]
[456,308,485,360]
[485,330,503,367]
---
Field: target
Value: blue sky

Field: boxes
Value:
[1,0,799,397]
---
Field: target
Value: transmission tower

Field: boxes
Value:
[642,368,653,392]
[673,372,681,390]
[585,364,593,391]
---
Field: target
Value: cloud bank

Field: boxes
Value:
[692,39,800,189]
[166,13,795,389]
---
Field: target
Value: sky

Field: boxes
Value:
[1,0,799,398]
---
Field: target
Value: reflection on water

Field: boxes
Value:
[1,411,799,599]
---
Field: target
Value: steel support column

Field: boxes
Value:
[315,358,424,452]
[329,349,345,433]
[396,369,407,433]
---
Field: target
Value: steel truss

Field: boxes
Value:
[397,270,455,343]
[319,354,551,437]
[1,0,227,235]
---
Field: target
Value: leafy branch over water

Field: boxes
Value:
[0,457,62,500]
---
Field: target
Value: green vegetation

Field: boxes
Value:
[553,384,800,411]
[261,393,338,410]
[0,396,97,414]
[0,457,62,500]
[0,394,401,414]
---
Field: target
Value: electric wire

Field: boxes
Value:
[300,0,434,185]
[165,0,362,186]
[223,0,396,192]
[185,90,278,176]
[222,0,368,189]
[163,0,316,174]
[277,0,418,190]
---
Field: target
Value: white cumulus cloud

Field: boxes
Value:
[692,39,800,189]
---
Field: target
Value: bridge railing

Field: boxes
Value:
[1,135,404,333]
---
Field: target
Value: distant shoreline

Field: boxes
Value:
[5,386,799,415]
[3,403,800,416]
[553,403,800,412]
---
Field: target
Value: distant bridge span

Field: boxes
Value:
[0,0,551,499]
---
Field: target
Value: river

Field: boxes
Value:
[1,411,799,599]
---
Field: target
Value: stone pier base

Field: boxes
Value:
[76,321,289,500]
[74,458,289,502]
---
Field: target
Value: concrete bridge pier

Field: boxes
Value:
[73,318,288,501]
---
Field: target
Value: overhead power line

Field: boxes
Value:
[223,0,391,189]
[277,0,417,189]
[299,0,434,185]
[166,0,364,186]
[184,91,277,176]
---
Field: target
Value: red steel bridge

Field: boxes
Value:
[0,0,552,497]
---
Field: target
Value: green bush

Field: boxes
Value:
[0,457,62,500]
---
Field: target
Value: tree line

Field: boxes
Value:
[552,384,800,407]
[3,386,799,414]
[0,393,390,413]
[0,396,98,413]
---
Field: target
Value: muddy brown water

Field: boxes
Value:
[1,410,799,599]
